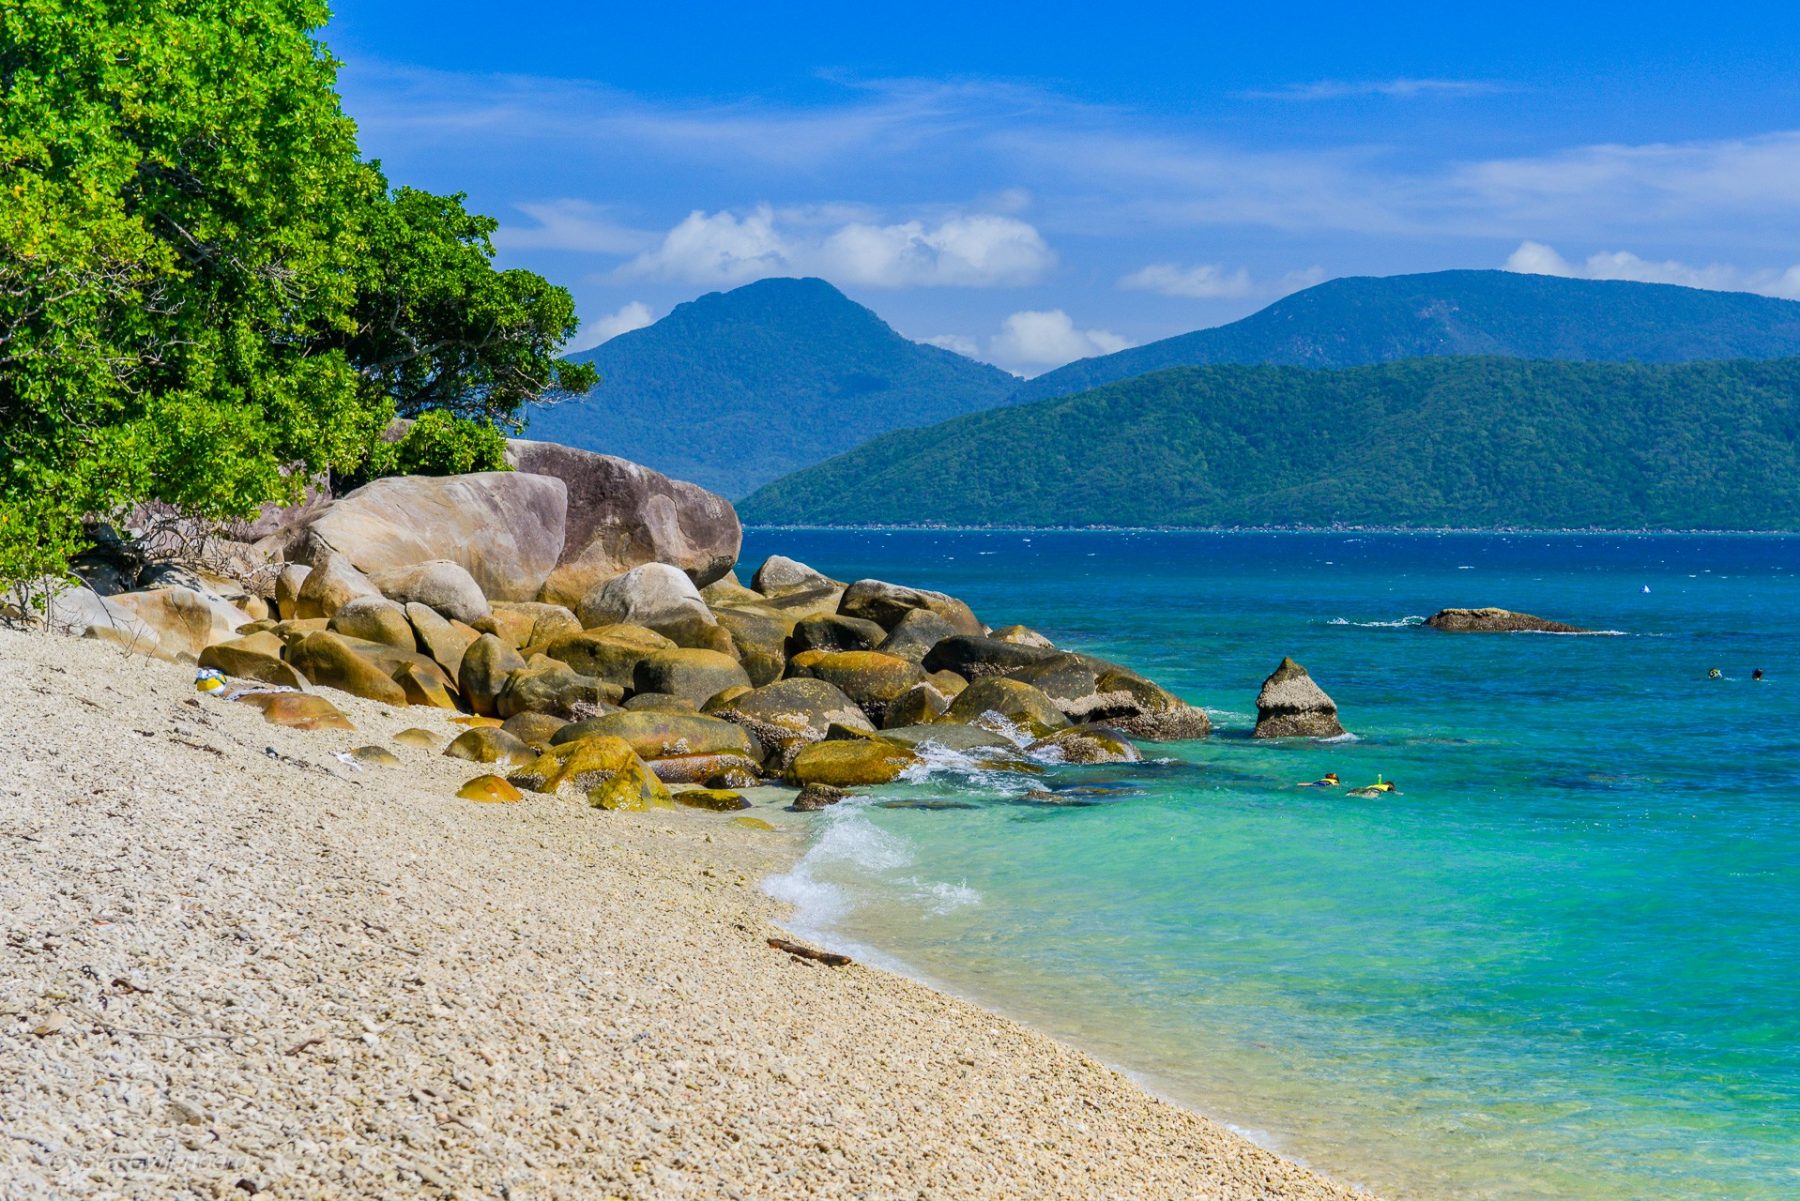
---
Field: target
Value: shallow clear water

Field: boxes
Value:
[745,529,1800,1201]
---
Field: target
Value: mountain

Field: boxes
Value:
[1014,271,1800,403]
[527,277,1018,498]
[739,356,1800,529]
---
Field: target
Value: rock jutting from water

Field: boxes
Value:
[1425,607,1587,633]
[1252,657,1347,739]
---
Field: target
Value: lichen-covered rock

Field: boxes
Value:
[702,685,754,713]
[495,662,622,719]
[1027,724,1143,764]
[505,438,742,604]
[293,551,380,619]
[674,789,752,812]
[990,624,1055,649]
[406,603,480,679]
[328,595,415,650]
[699,570,764,608]
[107,586,251,659]
[711,604,795,686]
[458,774,523,803]
[633,647,752,708]
[876,609,959,663]
[883,681,950,729]
[838,578,982,635]
[367,560,491,625]
[236,692,353,732]
[751,555,839,597]
[783,738,920,787]
[443,726,539,767]
[501,711,570,749]
[507,735,673,811]
[879,723,1016,752]
[788,614,887,657]
[942,677,1070,739]
[923,634,1058,680]
[1425,607,1587,633]
[646,754,762,788]
[621,692,697,713]
[458,633,526,716]
[494,601,582,651]
[550,711,755,762]
[1005,653,1209,742]
[538,624,674,688]
[787,650,925,725]
[288,631,409,705]
[707,677,874,770]
[198,632,307,689]
[575,563,727,651]
[791,782,849,811]
[288,471,567,603]
[1252,657,1346,739]
[394,660,459,709]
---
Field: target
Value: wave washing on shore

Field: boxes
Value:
[747,529,1800,1201]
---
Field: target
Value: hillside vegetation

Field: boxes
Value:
[740,357,1800,529]
[1014,271,1800,403]
[529,278,1017,497]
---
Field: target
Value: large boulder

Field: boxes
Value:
[367,560,491,625]
[787,650,926,726]
[107,586,250,659]
[273,563,311,620]
[507,735,673,811]
[538,624,674,689]
[458,633,527,716]
[293,552,379,619]
[443,727,538,768]
[1253,657,1346,739]
[507,439,741,605]
[923,634,1058,680]
[551,711,754,759]
[751,555,838,597]
[494,602,582,651]
[708,677,874,770]
[877,609,959,663]
[632,648,751,708]
[289,471,567,603]
[327,595,415,650]
[838,579,981,635]
[942,677,1071,739]
[406,603,480,679]
[1425,607,1587,634]
[788,614,887,657]
[1004,653,1210,742]
[496,662,622,719]
[197,632,307,689]
[710,604,795,687]
[783,737,921,788]
[882,681,951,729]
[575,563,727,651]
[287,631,409,705]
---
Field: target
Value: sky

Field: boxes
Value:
[326,1,1800,375]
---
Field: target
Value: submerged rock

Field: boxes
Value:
[1252,657,1346,739]
[674,788,752,811]
[1027,724,1143,764]
[791,782,850,811]
[1425,607,1586,633]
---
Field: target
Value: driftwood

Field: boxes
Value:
[767,938,852,967]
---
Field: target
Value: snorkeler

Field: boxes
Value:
[1298,772,1341,788]
[1709,668,1723,679]
[1753,669,1765,681]
[1346,775,1399,798]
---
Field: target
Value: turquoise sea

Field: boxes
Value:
[743,529,1798,1201]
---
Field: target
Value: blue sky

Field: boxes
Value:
[327,1,1800,374]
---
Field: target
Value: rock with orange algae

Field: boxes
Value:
[458,774,524,803]
[236,692,354,732]
[506,735,673,812]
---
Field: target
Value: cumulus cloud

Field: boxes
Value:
[988,310,1132,373]
[618,205,1054,288]
[567,301,655,352]
[922,333,982,359]
[496,200,649,254]
[1118,262,1255,298]
[1503,240,1800,299]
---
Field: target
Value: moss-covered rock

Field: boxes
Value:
[1027,724,1143,764]
[707,677,874,770]
[550,711,754,761]
[1004,652,1210,741]
[878,723,1017,752]
[876,608,959,663]
[500,710,570,750]
[674,788,752,812]
[633,647,752,708]
[327,595,415,650]
[405,603,480,679]
[783,737,920,787]
[622,691,697,713]
[393,727,441,750]
[711,604,795,686]
[394,660,459,709]
[493,600,582,649]
[882,681,950,729]
[942,676,1071,739]
[838,578,981,634]
[649,753,762,787]
[990,624,1055,648]
[444,726,539,767]
[538,624,674,688]
[787,650,925,725]
[288,631,409,705]
[923,634,1058,680]
[507,735,673,811]
[457,633,526,716]
[495,662,622,719]
[787,613,887,657]
[791,782,849,811]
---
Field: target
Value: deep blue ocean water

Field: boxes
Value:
[743,529,1799,1201]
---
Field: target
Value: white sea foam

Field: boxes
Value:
[1328,615,1426,629]
[903,876,983,915]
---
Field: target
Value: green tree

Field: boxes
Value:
[0,0,592,598]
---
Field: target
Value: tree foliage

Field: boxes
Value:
[0,0,588,593]
[741,357,1800,530]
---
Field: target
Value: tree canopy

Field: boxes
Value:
[0,0,593,591]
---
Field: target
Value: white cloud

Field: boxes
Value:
[567,301,655,352]
[1239,78,1507,101]
[1502,240,1800,299]
[989,310,1131,374]
[923,333,982,358]
[618,205,1054,288]
[1118,262,1255,298]
[496,200,649,254]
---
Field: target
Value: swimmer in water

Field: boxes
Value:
[1753,668,1765,681]
[1709,668,1723,679]
[1298,772,1341,788]
[1346,776,1399,798]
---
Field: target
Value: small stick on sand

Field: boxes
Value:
[768,938,852,967]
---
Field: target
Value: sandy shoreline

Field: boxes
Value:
[0,628,1369,1200]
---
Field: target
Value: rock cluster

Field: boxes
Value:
[33,440,1213,798]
